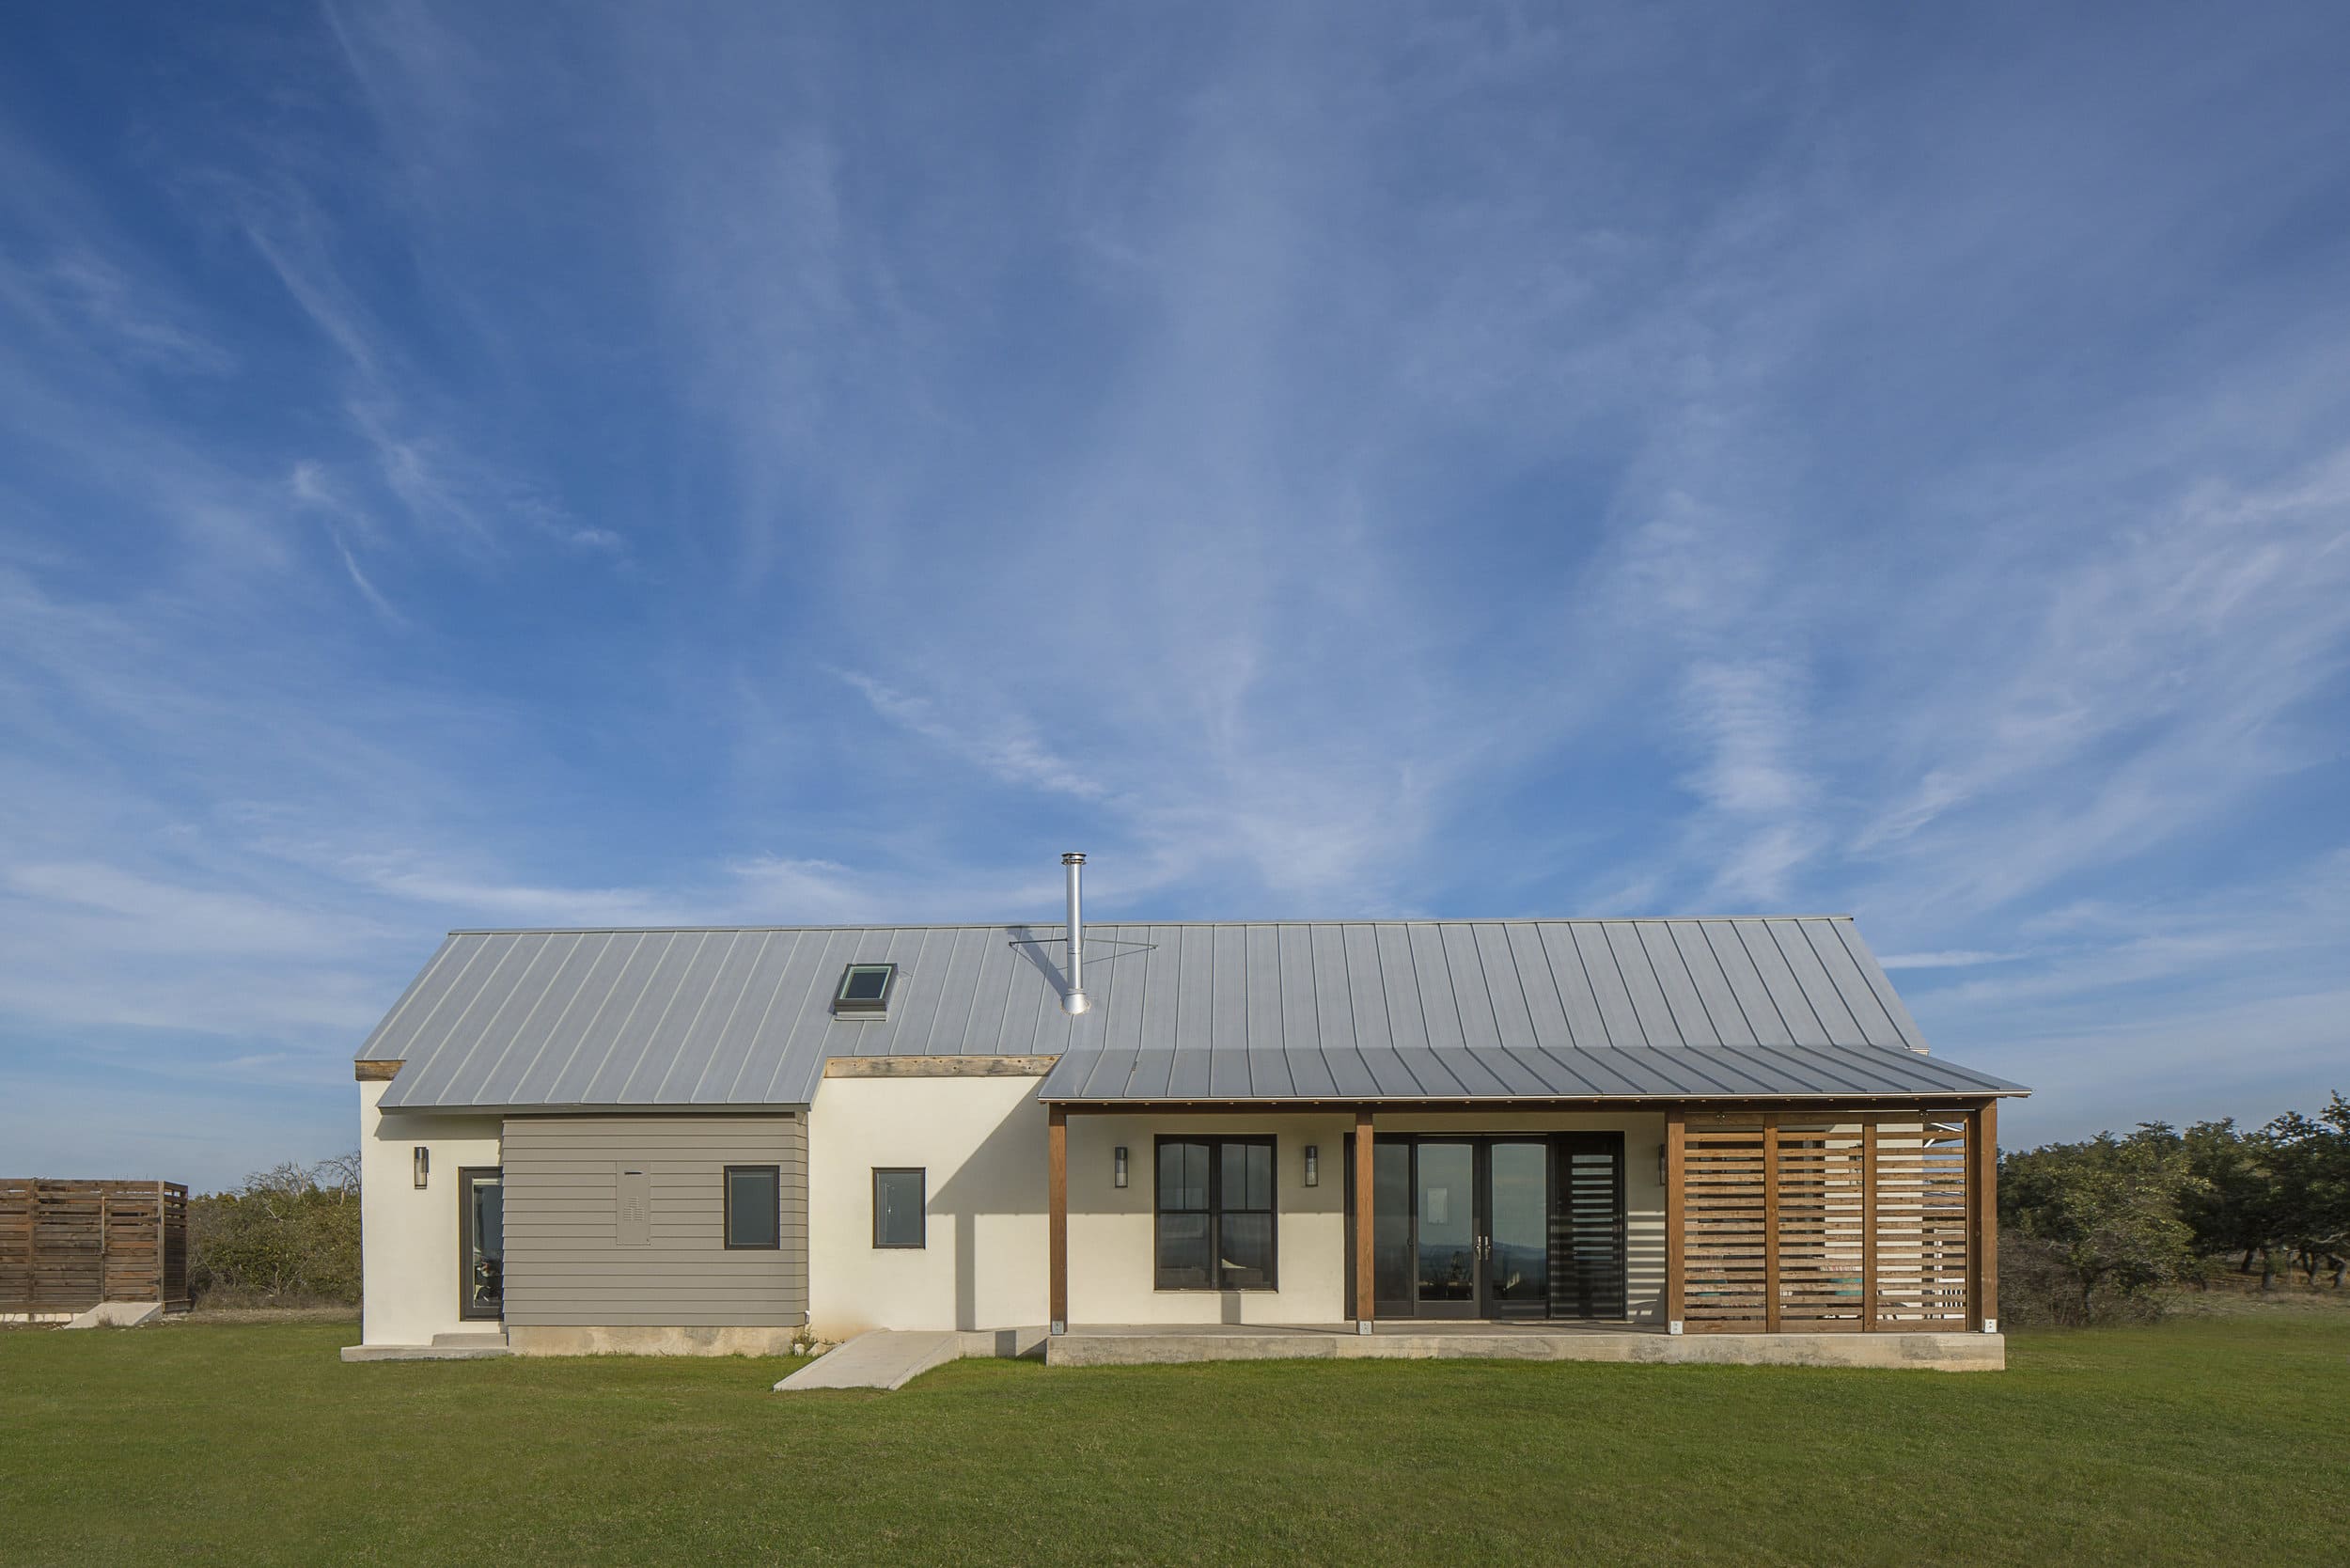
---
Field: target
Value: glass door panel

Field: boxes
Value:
[1485,1140,1550,1318]
[1371,1140,1415,1316]
[461,1168,504,1320]
[1415,1140,1479,1317]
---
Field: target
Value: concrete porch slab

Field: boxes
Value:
[1044,1323,2003,1372]
[60,1301,164,1330]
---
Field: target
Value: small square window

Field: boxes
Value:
[834,963,897,1015]
[872,1168,926,1248]
[724,1166,780,1250]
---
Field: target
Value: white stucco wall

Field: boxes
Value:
[358,1080,502,1347]
[1067,1112,1355,1325]
[806,1074,1050,1341]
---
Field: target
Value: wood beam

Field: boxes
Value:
[1047,1104,1068,1335]
[352,1059,402,1082]
[1664,1108,1685,1334]
[1354,1109,1375,1334]
[1042,1095,2006,1117]
[826,1055,1059,1078]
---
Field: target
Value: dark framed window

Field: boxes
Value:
[872,1168,926,1248]
[458,1168,503,1320]
[1154,1137,1276,1290]
[833,963,897,1015]
[724,1165,781,1249]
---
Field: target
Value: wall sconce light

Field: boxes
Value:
[1113,1146,1129,1188]
[413,1146,431,1189]
[1657,1144,1668,1187]
[1304,1145,1320,1187]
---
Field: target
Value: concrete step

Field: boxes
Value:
[341,1333,514,1362]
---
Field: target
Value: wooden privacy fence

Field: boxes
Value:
[0,1179,190,1313]
[1665,1107,1996,1334]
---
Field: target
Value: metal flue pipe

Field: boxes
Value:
[1060,852,1089,1015]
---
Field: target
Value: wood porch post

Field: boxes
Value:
[1861,1119,1880,1332]
[1761,1115,1781,1333]
[1354,1108,1375,1334]
[1969,1101,1998,1333]
[1664,1109,1684,1335]
[1047,1105,1068,1336]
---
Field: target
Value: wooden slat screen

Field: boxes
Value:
[0,1179,191,1313]
[1872,1121,1970,1328]
[1683,1124,1768,1328]
[1679,1115,1973,1333]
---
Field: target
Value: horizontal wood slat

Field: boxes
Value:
[0,1179,190,1312]
[1676,1114,1974,1333]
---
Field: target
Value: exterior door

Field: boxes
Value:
[1362,1137,1559,1320]
[1413,1140,1480,1318]
[1482,1139,1552,1319]
[458,1167,504,1321]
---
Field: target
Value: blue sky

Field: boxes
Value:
[3,2,2346,1190]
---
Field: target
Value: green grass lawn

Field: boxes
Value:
[4,1313,2346,1566]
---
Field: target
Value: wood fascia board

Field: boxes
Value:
[825,1055,1059,1078]
[353,1059,404,1082]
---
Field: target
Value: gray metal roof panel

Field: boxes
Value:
[1034,1042,2028,1103]
[367,916,2024,1109]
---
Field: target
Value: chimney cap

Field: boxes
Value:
[1061,851,1086,865]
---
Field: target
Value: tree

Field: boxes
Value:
[2177,1119,2293,1288]
[2264,1095,2350,1287]
[187,1154,364,1306]
[1999,1125,2198,1321]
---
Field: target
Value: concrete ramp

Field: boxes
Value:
[774,1330,964,1392]
[60,1301,162,1330]
[773,1326,1048,1391]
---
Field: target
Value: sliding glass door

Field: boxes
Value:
[1358,1134,1622,1322]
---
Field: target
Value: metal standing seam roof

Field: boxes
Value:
[361,917,2028,1111]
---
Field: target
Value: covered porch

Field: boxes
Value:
[1039,1073,2014,1365]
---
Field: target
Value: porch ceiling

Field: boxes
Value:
[1035,1042,2027,1105]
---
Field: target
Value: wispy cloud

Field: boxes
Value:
[2,2,2347,1184]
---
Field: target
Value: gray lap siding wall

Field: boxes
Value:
[500,1114,808,1328]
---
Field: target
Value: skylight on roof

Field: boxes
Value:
[833,963,896,1016]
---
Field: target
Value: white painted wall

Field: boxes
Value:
[806,1074,1050,1341]
[1067,1112,1355,1325]
[358,1080,502,1347]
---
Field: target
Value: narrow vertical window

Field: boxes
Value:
[725,1165,781,1249]
[872,1168,926,1248]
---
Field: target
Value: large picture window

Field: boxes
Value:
[1154,1137,1276,1290]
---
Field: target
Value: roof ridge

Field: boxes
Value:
[440,914,1860,936]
